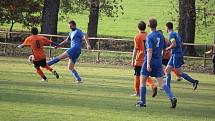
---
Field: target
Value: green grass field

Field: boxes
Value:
[0,56,215,121]
[0,0,214,44]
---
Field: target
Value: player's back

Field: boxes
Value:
[134,32,147,66]
[146,31,166,59]
[24,35,51,61]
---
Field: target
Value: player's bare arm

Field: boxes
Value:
[83,34,91,50]
[147,48,153,72]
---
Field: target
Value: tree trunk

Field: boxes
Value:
[178,0,197,56]
[87,0,100,49]
[41,0,60,35]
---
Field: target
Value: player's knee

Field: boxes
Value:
[165,68,170,74]
[68,65,74,71]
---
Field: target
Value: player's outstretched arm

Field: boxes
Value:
[58,37,69,47]
[17,44,24,48]
[83,34,91,50]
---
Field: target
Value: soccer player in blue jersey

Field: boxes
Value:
[135,19,177,108]
[165,22,199,89]
[48,20,91,83]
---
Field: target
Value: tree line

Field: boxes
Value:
[0,0,214,55]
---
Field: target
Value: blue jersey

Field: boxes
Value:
[145,31,166,60]
[68,28,84,49]
[141,31,165,77]
[168,31,183,55]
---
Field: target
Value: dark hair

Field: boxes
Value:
[138,21,146,31]
[166,22,173,29]
[149,18,157,28]
[69,20,76,26]
[31,27,38,35]
[158,30,163,34]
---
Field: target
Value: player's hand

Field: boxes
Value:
[166,47,170,51]
[131,61,135,67]
[147,64,152,72]
[54,46,59,49]
[17,44,24,48]
[87,45,91,50]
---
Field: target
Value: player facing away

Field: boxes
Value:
[131,21,157,97]
[48,20,91,83]
[165,22,199,89]
[158,30,182,82]
[135,19,177,108]
[18,27,59,82]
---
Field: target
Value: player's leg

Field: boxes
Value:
[165,65,173,88]
[41,59,60,79]
[165,56,174,88]
[47,51,69,66]
[146,77,157,97]
[68,59,81,82]
[131,66,141,96]
[35,67,47,82]
[175,67,199,90]
[172,68,182,81]
[33,60,47,81]
[135,75,147,107]
[44,65,59,79]
[157,77,177,108]
[135,62,148,107]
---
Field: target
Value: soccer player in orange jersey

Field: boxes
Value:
[18,27,59,82]
[158,30,182,81]
[131,21,157,97]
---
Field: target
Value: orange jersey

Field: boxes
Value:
[22,35,52,61]
[163,38,171,59]
[134,32,147,66]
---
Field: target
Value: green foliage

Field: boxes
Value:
[196,0,215,34]
[0,0,43,31]
[59,0,124,20]
[168,0,215,41]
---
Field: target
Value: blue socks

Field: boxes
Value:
[48,57,60,66]
[166,73,171,88]
[163,85,174,99]
[140,86,146,105]
[71,69,81,81]
[181,73,195,83]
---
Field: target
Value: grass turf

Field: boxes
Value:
[0,56,215,121]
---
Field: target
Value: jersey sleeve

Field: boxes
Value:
[134,35,140,49]
[22,37,31,46]
[169,33,176,44]
[78,30,84,39]
[40,36,53,45]
[146,36,153,49]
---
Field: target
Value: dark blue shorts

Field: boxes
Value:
[168,55,184,68]
[66,48,81,64]
[141,59,163,77]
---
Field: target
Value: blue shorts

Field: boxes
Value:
[141,59,163,77]
[168,54,184,68]
[66,47,81,64]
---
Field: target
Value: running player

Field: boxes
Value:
[165,22,199,89]
[48,20,91,83]
[18,27,59,82]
